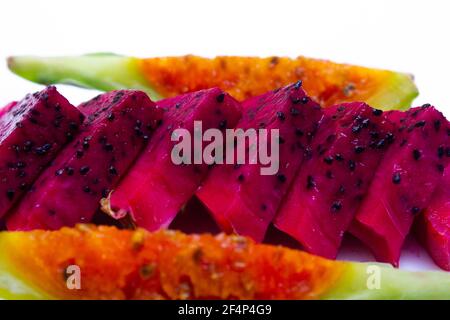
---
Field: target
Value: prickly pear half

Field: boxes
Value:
[197,82,324,242]
[275,103,395,259]
[6,90,163,230]
[1,226,450,299]
[8,54,419,109]
[350,105,449,266]
[0,87,83,219]
[416,162,450,271]
[104,88,242,231]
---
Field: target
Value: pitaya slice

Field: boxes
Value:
[6,90,163,230]
[196,82,324,242]
[416,164,450,271]
[105,88,242,231]
[274,103,395,258]
[0,87,83,219]
[350,105,449,266]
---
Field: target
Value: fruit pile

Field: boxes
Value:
[1,54,448,273]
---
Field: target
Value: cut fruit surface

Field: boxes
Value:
[0,87,83,219]
[275,103,395,259]
[197,82,323,242]
[350,105,449,266]
[416,165,450,271]
[6,90,163,230]
[0,225,449,300]
[0,102,17,118]
[105,88,242,231]
[8,54,418,109]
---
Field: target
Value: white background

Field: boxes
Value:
[0,0,448,270]
[0,0,449,116]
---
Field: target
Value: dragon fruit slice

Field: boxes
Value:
[274,103,395,258]
[0,87,83,219]
[350,105,449,266]
[416,163,450,271]
[6,90,163,230]
[196,82,324,242]
[105,88,242,231]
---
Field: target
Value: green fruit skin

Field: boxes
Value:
[7,54,418,109]
[7,53,163,101]
[324,263,450,300]
[366,72,418,111]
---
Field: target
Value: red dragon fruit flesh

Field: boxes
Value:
[104,88,242,231]
[416,162,450,270]
[275,103,395,259]
[350,105,449,266]
[0,87,83,219]
[196,82,324,242]
[6,90,163,230]
[0,101,18,118]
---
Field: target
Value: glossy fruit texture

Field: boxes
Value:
[0,87,83,218]
[197,82,323,241]
[6,90,163,230]
[106,88,242,231]
[139,55,417,108]
[350,105,449,266]
[416,165,450,271]
[275,103,395,258]
[0,101,18,118]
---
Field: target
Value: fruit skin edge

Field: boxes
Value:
[7,53,418,110]
[0,238,52,300]
[0,226,448,300]
[364,71,418,111]
[7,54,164,101]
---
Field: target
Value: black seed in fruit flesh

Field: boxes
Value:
[331,201,342,212]
[392,172,401,184]
[80,166,90,175]
[216,93,225,103]
[412,149,421,160]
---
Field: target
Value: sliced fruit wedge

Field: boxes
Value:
[7,53,418,109]
[350,106,449,266]
[0,87,84,219]
[6,90,163,231]
[104,88,242,231]
[197,82,324,242]
[0,225,449,299]
[274,103,395,259]
[416,165,450,271]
